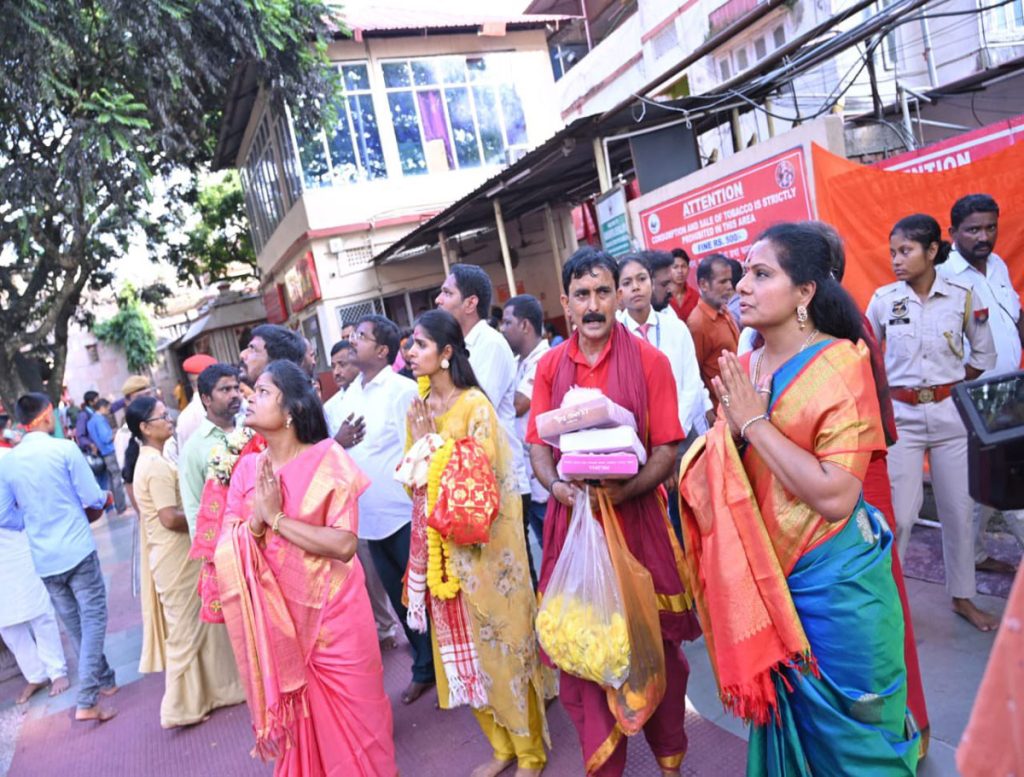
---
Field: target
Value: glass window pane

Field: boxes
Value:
[773,26,786,48]
[416,90,454,170]
[754,37,767,60]
[350,94,387,180]
[736,48,748,71]
[387,92,427,175]
[467,57,487,81]
[444,87,481,168]
[719,59,731,80]
[441,56,466,83]
[327,104,358,184]
[412,59,442,86]
[297,129,331,188]
[500,85,528,146]
[473,86,505,165]
[341,63,369,91]
[1015,0,1022,26]
[382,61,412,88]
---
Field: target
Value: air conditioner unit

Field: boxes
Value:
[328,237,344,254]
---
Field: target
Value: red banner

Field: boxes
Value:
[876,114,1024,173]
[639,147,813,260]
[262,284,288,324]
[284,251,322,314]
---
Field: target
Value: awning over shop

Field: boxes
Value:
[179,295,267,345]
[372,98,709,264]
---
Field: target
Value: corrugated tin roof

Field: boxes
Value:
[335,4,565,35]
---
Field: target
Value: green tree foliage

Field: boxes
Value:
[0,0,341,411]
[92,285,159,373]
[169,171,258,287]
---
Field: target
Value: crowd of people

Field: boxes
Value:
[0,190,1020,777]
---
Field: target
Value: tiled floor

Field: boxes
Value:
[0,512,1010,776]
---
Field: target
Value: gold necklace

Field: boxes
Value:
[753,329,819,386]
[431,384,460,416]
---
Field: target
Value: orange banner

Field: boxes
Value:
[812,141,1024,311]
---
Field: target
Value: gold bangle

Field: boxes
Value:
[249,520,267,539]
[271,512,286,534]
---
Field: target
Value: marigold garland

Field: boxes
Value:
[425,424,459,599]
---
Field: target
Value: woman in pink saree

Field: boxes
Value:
[214,360,397,776]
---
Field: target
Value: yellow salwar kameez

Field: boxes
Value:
[408,389,554,768]
[135,446,245,727]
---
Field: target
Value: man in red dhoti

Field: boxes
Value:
[527,247,701,776]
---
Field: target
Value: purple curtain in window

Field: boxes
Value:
[416,90,454,169]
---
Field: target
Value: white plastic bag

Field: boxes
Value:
[535,487,630,687]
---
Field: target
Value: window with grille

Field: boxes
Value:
[241,112,286,253]
[336,299,384,330]
[344,245,374,269]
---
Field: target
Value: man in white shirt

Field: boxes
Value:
[436,266,532,463]
[323,339,360,440]
[336,315,435,703]
[323,335,400,656]
[940,193,1024,572]
[164,353,217,465]
[617,251,711,540]
[499,295,550,584]
[616,251,710,437]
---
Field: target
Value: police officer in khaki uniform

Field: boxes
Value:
[867,213,998,632]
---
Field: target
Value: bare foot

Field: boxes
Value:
[49,676,70,697]
[400,679,434,705]
[379,635,398,651]
[75,705,117,723]
[953,598,1000,631]
[99,684,119,697]
[16,681,47,704]
[976,557,1018,575]
[469,758,514,777]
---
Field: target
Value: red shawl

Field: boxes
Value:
[190,433,266,623]
[537,324,699,644]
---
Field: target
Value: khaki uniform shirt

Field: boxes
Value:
[866,274,997,388]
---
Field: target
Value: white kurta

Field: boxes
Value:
[0,528,54,628]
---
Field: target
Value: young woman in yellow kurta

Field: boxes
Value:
[126,397,245,728]
[400,310,553,777]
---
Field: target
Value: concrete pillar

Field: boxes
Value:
[544,203,572,332]
[592,137,611,193]
[493,198,517,297]
[438,230,453,277]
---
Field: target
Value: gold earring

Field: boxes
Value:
[796,305,808,329]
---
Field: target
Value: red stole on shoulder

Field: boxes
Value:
[538,324,698,644]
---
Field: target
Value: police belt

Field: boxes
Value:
[890,383,958,405]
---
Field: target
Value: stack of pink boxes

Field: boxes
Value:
[535,387,647,480]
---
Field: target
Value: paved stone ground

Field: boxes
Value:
[0,511,1012,776]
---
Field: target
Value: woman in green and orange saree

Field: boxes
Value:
[678,223,920,775]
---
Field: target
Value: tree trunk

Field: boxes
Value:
[0,348,30,417]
